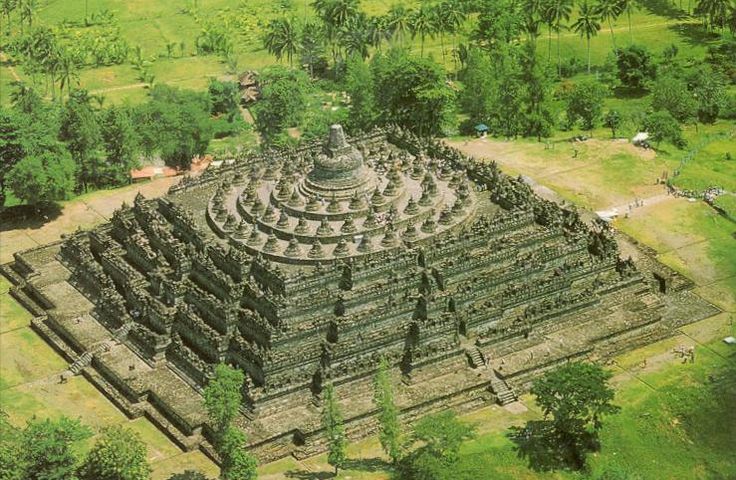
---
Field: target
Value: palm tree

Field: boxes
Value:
[368,15,392,50]
[58,52,79,99]
[522,0,544,45]
[595,0,623,50]
[695,0,730,30]
[263,17,301,67]
[386,4,411,46]
[617,0,637,43]
[300,21,325,76]
[544,0,574,75]
[312,0,359,64]
[90,93,106,110]
[432,3,449,64]
[330,0,360,28]
[572,1,601,73]
[9,81,41,114]
[18,0,36,31]
[728,3,736,34]
[409,4,437,56]
[439,0,466,71]
[340,15,371,60]
[1,0,17,32]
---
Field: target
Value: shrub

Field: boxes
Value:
[616,45,656,90]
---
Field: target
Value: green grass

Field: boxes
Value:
[672,127,736,193]
[0,292,33,333]
[0,326,67,389]
[714,194,736,219]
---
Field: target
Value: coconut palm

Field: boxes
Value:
[1,0,17,32]
[368,15,392,50]
[617,0,637,43]
[522,0,544,44]
[409,4,437,56]
[58,51,79,99]
[263,17,301,66]
[312,0,359,64]
[9,81,42,113]
[18,0,35,31]
[728,3,736,34]
[312,0,359,29]
[439,0,467,70]
[386,4,411,46]
[544,0,574,75]
[572,1,601,73]
[595,0,623,50]
[340,15,371,60]
[695,0,730,30]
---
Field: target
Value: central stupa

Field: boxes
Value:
[206,124,476,263]
[303,124,376,198]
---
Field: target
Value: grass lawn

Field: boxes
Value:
[0,326,67,390]
[617,199,736,286]
[671,124,736,194]
[714,194,736,219]
[0,289,32,333]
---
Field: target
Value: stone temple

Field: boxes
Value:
[3,125,718,461]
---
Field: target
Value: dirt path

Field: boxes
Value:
[0,52,22,82]
[89,82,147,94]
[239,104,262,145]
[0,176,181,264]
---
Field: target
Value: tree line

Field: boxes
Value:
[253,0,734,148]
[0,79,244,208]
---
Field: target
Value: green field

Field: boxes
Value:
[0,0,721,106]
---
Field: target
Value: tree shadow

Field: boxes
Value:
[0,204,62,232]
[167,471,209,480]
[668,23,722,51]
[284,470,334,480]
[342,457,392,472]
[507,421,568,472]
[507,420,596,472]
[640,0,689,20]
[611,86,649,100]
[283,458,392,479]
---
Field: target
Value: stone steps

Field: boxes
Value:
[69,351,93,375]
[489,372,517,406]
[465,347,486,369]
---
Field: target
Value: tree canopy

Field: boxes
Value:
[322,383,347,475]
[399,411,475,479]
[21,416,92,480]
[372,48,455,137]
[78,425,151,480]
[6,151,76,206]
[203,364,245,438]
[251,66,311,142]
[135,85,213,169]
[529,362,619,469]
[373,357,402,464]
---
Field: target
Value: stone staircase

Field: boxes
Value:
[112,322,133,343]
[69,351,93,375]
[465,347,486,369]
[67,323,133,376]
[489,372,517,405]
